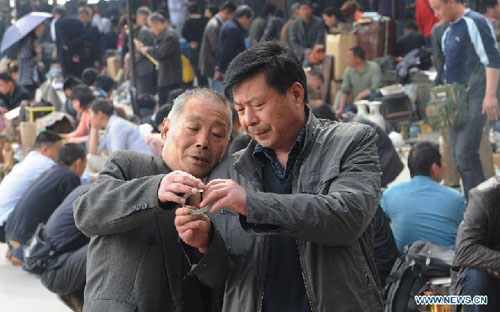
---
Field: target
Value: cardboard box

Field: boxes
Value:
[325,34,358,80]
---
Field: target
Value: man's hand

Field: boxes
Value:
[200,179,247,215]
[158,170,206,205]
[175,206,211,254]
[189,41,199,49]
[482,95,500,120]
[136,41,148,55]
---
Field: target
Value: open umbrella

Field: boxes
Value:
[1,12,52,53]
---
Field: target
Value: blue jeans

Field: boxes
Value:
[8,241,23,261]
[460,268,500,312]
[449,113,486,199]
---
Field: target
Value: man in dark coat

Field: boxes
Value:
[74,89,232,311]
[0,72,32,113]
[175,41,383,312]
[55,16,85,78]
[214,5,253,85]
[453,176,500,312]
[5,143,85,264]
[137,13,182,105]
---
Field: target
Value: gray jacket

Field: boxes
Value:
[191,113,383,312]
[17,35,37,87]
[453,176,500,291]
[289,16,325,62]
[74,151,212,312]
[199,15,223,78]
[147,26,182,87]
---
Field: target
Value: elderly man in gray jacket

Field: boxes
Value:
[175,41,383,311]
[73,89,232,311]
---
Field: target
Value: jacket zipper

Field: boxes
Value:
[257,236,270,312]
[296,240,317,312]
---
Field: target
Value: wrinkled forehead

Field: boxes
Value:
[179,98,230,127]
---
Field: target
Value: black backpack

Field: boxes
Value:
[23,223,55,275]
[382,240,455,312]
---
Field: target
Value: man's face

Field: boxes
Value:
[239,15,253,29]
[77,13,91,25]
[298,4,312,22]
[0,79,13,95]
[219,10,234,22]
[148,20,165,36]
[429,0,455,23]
[322,14,336,27]
[136,13,148,25]
[306,74,322,91]
[161,98,231,178]
[233,73,306,153]
[347,50,357,67]
[89,110,105,128]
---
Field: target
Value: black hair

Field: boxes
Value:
[63,75,84,91]
[311,105,337,121]
[298,1,313,9]
[207,4,219,16]
[404,19,419,32]
[58,143,86,167]
[53,5,66,16]
[95,74,115,93]
[70,84,95,109]
[188,2,200,14]
[0,72,13,83]
[34,130,61,149]
[155,103,173,127]
[149,12,167,23]
[322,6,346,22]
[261,3,276,17]
[81,67,99,86]
[90,98,114,116]
[350,46,366,61]
[408,141,442,178]
[138,93,157,110]
[234,5,254,19]
[219,1,237,13]
[223,41,308,103]
[275,9,284,18]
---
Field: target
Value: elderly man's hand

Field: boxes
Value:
[200,179,247,215]
[158,170,206,205]
[175,206,211,254]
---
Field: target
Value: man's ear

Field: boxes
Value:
[290,82,305,107]
[161,118,171,141]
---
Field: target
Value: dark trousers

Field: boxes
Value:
[460,268,500,312]
[449,114,486,199]
[41,244,88,296]
[0,225,5,243]
[158,84,181,106]
[137,72,157,96]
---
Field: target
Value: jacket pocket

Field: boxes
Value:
[298,164,340,194]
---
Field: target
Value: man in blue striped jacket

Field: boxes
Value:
[430,0,500,198]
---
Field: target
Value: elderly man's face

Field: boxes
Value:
[233,73,306,154]
[161,97,230,178]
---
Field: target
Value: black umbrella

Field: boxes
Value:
[1,12,52,53]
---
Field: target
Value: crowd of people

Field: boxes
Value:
[0,0,499,311]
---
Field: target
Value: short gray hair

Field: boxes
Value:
[168,88,233,136]
[137,6,151,16]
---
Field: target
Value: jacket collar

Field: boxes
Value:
[233,106,318,184]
